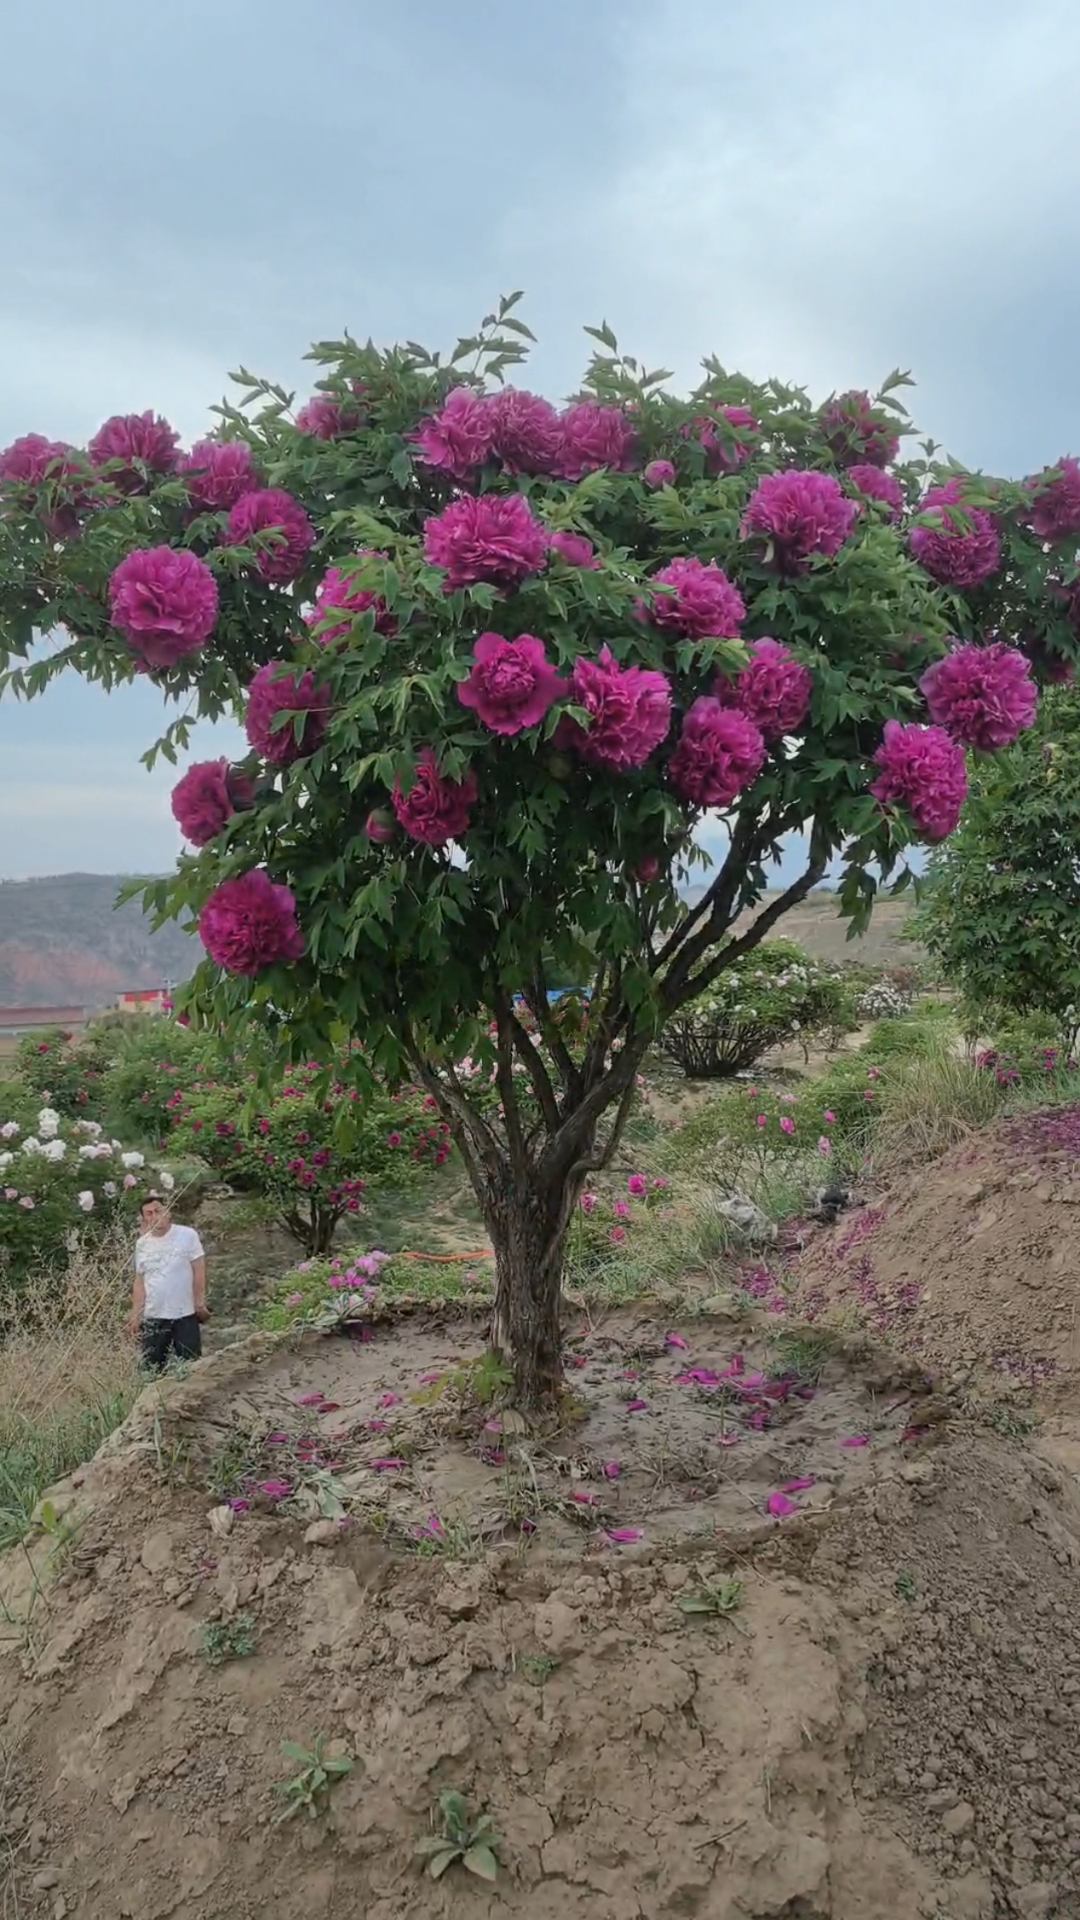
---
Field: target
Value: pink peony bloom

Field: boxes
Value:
[818,391,899,469]
[685,404,759,474]
[627,1174,647,1196]
[718,638,812,741]
[392,749,477,846]
[643,556,745,640]
[909,480,1000,589]
[199,870,304,974]
[226,488,315,583]
[304,554,395,640]
[779,1115,795,1135]
[88,411,180,491]
[818,1136,832,1155]
[549,529,599,568]
[108,546,218,670]
[457,631,567,735]
[633,854,661,884]
[0,433,91,533]
[245,663,331,764]
[171,759,256,845]
[423,492,548,590]
[555,402,635,479]
[869,719,968,842]
[488,388,563,475]
[847,464,905,519]
[920,641,1037,752]
[644,459,676,489]
[559,647,672,769]
[295,393,362,438]
[741,469,858,570]
[580,1192,597,1214]
[667,698,766,807]
[1024,457,1080,543]
[180,439,259,512]
[610,1225,627,1244]
[411,386,494,480]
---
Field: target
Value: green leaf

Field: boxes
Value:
[428,1849,459,1880]
[462,1844,499,1883]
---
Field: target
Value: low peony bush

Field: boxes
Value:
[660,941,848,1079]
[15,1026,113,1124]
[0,1106,167,1298]
[855,979,914,1021]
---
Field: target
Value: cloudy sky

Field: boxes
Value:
[2,0,1079,881]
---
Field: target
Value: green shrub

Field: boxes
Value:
[659,941,848,1080]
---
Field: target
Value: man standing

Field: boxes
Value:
[128,1192,209,1370]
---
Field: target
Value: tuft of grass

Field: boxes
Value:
[893,1570,918,1604]
[0,1242,144,1551]
[677,1574,746,1619]
[516,1651,559,1684]
[768,1327,838,1383]
[871,1053,1005,1171]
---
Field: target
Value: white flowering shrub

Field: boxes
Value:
[0,1106,168,1300]
[855,980,914,1021]
[659,940,848,1078]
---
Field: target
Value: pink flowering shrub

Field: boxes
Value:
[244,663,330,765]
[168,1062,436,1254]
[0,293,1062,1406]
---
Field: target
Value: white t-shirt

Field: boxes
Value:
[135,1224,204,1320]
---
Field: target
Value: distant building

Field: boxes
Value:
[0,1006,87,1059]
[115,988,173,1016]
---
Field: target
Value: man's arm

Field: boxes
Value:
[192,1255,209,1320]
[127,1268,145,1338]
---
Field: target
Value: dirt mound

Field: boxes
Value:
[3,1311,1080,1918]
[795,1108,1080,1404]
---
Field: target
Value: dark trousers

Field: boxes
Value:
[141,1315,202,1371]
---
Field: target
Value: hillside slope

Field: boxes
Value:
[0,873,200,1007]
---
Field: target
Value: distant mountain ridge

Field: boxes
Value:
[0,873,200,1008]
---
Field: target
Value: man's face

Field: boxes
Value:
[140,1200,170,1235]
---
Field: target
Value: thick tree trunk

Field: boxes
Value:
[485,1178,579,1409]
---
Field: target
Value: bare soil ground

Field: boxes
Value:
[3,1297,1080,1920]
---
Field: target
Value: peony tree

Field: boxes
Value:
[0,297,1072,1402]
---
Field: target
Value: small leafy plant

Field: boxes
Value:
[274,1736,354,1822]
[199,1613,257,1666]
[416,1789,500,1882]
[894,1570,918,1604]
[677,1574,745,1618]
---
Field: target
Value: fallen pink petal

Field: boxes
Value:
[841,1434,870,1448]
[715,1431,741,1447]
[366,1419,388,1431]
[317,1401,341,1412]
[766,1492,799,1518]
[417,1371,443,1385]
[571,1490,600,1505]
[664,1332,689,1350]
[605,1527,643,1544]
[624,1398,649,1413]
[370,1457,404,1471]
[378,1391,401,1408]
[602,1461,622,1479]
[297,1393,324,1406]
[782,1476,816,1493]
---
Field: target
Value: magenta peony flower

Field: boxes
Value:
[364,808,396,843]
[0,434,90,535]
[295,393,363,438]
[411,386,494,480]
[304,555,395,640]
[108,546,218,669]
[423,492,548,590]
[549,529,599,568]
[555,402,635,480]
[488,388,563,475]
[392,750,477,845]
[909,480,1000,590]
[719,638,812,741]
[88,412,180,491]
[667,698,766,806]
[846,464,905,519]
[180,439,259,512]
[741,470,858,570]
[919,642,1037,751]
[685,404,759,474]
[226,488,316,583]
[170,759,257,845]
[869,720,968,842]
[245,663,330,765]
[818,391,899,469]
[559,647,672,770]
[1023,457,1080,543]
[457,631,567,735]
[644,459,676,489]
[199,870,304,974]
[643,557,745,639]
